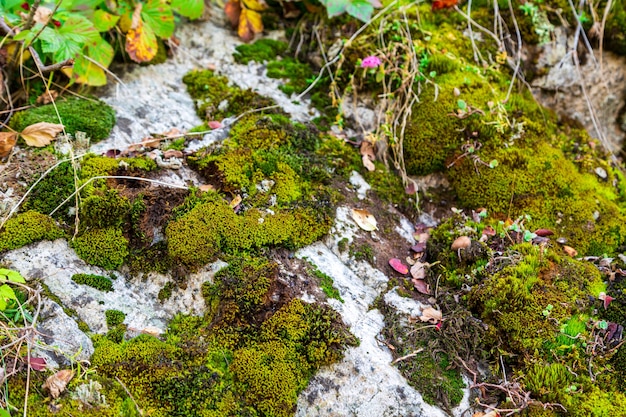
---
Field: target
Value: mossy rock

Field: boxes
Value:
[0,211,64,253]
[9,97,115,142]
[71,228,129,270]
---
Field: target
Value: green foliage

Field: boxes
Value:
[182,70,275,121]
[71,228,129,270]
[9,98,115,142]
[0,211,64,253]
[524,362,572,402]
[72,273,114,292]
[0,268,26,312]
[320,0,380,22]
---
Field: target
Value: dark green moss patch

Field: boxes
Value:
[105,309,126,327]
[233,38,288,64]
[71,228,129,270]
[9,97,115,142]
[72,273,114,292]
[0,211,64,253]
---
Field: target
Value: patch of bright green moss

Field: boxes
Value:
[24,161,76,216]
[71,228,129,270]
[9,97,115,142]
[80,189,132,230]
[72,273,114,292]
[0,211,64,253]
[105,309,126,327]
[266,57,313,96]
[233,38,288,64]
[182,69,275,121]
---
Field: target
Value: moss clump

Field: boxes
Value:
[24,161,76,216]
[266,57,313,95]
[72,228,129,270]
[72,273,114,292]
[80,189,133,230]
[233,38,288,64]
[105,309,126,327]
[0,211,64,253]
[182,69,275,121]
[9,97,115,142]
[600,0,626,56]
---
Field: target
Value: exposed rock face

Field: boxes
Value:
[530,27,626,152]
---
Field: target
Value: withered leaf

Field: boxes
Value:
[412,278,430,295]
[163,149,183,159]
[389,258,408,274]
[0,132,18,158]
[419,306,442,323]
[238,8,263,42]
[351,208,377,231]
[20,122,64,147]
[410,262,427,280]
[362,154,375,171]
[224,0,242,27]
[230,194,242,209]
[43,369,74,399]
[28,356,47,371]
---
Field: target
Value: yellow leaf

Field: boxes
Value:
[125,19,158,63]
[238,8,263,42]
[0,132,18,158]
[242,0,268,12]
[351,208,378,231]
[20,122,64,147]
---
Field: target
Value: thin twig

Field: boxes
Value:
[28,47,74,74]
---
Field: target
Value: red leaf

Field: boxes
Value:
[482,225,496,236]
[208,121,222,129]
[29,357,47,371]
[534,228,554,237]
[604,295,614,309]
[432,0,458,10]
[389,258,409,275]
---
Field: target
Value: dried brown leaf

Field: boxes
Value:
[410,262,427,280]
[224,0,242,27]
[36,90,59,105]
[0,132,18,158]
[42,369,74,399]
[419,306,442,323]
[163,149,183,159]
[20,122,64,147]
[199,184,216,193]
[362,154,375,171]
[563,245,578,257]
[412,278,430,295]
[351,208,377,231]
[230,194,242,209]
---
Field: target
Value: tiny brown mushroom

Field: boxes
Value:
[451,236,472,259]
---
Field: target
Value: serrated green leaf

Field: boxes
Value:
[171,0,204,19]
[58,15,100,43]
[39,27,63,54]
[142,0,175,38]
[71,36,114,86]
[92,10,120,32]
[345,0,374,21]
[87,35,114,66]
[0,268,25,283]
[0,407,11,417]
[0,284,17,302]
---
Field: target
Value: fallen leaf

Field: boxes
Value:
[598,292,614,310]
[389,258,409,274]
[0,132,18,158]
[230,194,242,209]
[20,122,64,147]
[451,236,471,251]
[419,306,442,323]
[362,154,375,171]
[36,89,59,105]
[412,278,430,295]
[43,369,74,399]
[360,140,376,160]
[563,245,578,257]
[141,137,161,148]
[33,6,52,25]
[28,357,47,371]
[351,208,378,231]
[534,228,554,237]
[410,262,427,280]
[224,0,242,27]
[413,232,430,243]
[163,149,183,159]
[238,8,263,42]
[208,121,223,129]
[482,225,496,236]
[410,242,426,253]
[405,182,417,195]
[198,184,215,192]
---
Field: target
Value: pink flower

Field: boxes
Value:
[361,56,381,69]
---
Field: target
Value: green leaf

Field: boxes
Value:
[87,35,114,67]
[171,0,204,19]
[92,10,120,32]
[72,37,114,86]
[457,99,467,111]
[321,0,348,17]
[345,0,374,22]
[0,284,17,303]
[142,0,175,39]
[58,14,100,44]
[39,27,63,54]
[0,407,11,417]
[0,268,26,283]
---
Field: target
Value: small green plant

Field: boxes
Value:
[0,268,26,313]
[542,304,553,317]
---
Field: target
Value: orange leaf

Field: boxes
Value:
[126,19,158,63]
[20,122,64,147]
[432,0,458,10]
[238,8,263,42]
[242,0,268,12]
[0,132,18,158]
[224,0,242,28]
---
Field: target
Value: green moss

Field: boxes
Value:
[182,69,275,121]
[307,262,343,302]
[9,97,115,142]
[105,309,126,327]
[71,228,129,270]
[266,57,313,95]
[404,351,465,408]
[24,161,77,216]
[80,154,156,180]
[158,281,174,301]
[349,242,375,264]
[0,211,64,253]
[233,38,288,64]
[72,273,114,292]
[80,189,132,230]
